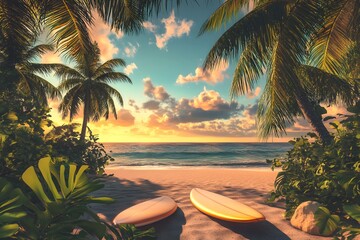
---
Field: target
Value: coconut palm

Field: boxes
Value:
[200,0,359,144]
[57,43,132,141]
[0,0,182,89]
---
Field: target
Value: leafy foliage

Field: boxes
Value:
[201,0,359,143]
[0,178,27,238]
[18,157,114,239]
[314,206,340,236]
[46,124,114,175]
[116,224,156,240]
[268,103,360,236]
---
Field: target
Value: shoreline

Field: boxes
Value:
[105,165,280,171]
[94,168,331,240]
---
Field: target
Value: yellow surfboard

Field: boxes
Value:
[190,188,265,223]
[113,196,177,227]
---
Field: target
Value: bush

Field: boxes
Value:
[268,103,360,235]
[45,124,114,175]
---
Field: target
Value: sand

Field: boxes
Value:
[93,167,332,240]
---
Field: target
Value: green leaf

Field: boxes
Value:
[315,206,340,236]
[38,157,62,200]
[0,223,19,238]
[343,205,360,222]
[22,166,51,204]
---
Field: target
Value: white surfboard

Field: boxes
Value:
[113,196,177,227]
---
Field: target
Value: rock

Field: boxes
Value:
[290,201,321,235]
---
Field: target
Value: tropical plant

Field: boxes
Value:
[45,124,114,174]
[56,43,132,141]
[115,224,156,240]
[268,103,360,236]
[0,178,27,238]
[18,157,114,239]
[200,0,359,144]
[0,0,183,66]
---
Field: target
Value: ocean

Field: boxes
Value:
[103,142,291,168]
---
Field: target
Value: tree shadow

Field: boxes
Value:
[92,175,165,221]
[145,207,186,240]
[211,218,291,240]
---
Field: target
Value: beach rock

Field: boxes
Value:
[290,201,321,235]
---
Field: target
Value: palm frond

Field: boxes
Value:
[55,65,84,81]
[203,0,288,70]
[90,0,143,34]
[298,65,357,105]
[59,85,83,121]
[96,82,124,106]
[25,44,54,61]
[94,58,126,75]
[91,0,185,33]
[230,25,278,98]
[0,0,39,65]
[95,72,132,84]
[199,0,252,35]
[44,0,93,60]
[19,72,61,106]
[308,0,356,75]
[58,78,83,92]
[27,63,65,76]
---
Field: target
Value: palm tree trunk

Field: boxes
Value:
[294,87,333,145]
[80,96,89,142]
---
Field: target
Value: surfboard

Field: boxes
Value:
[113,196,177,227]
[190,188,265,223]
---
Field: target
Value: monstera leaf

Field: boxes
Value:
[20,157,114,239]
[0,178,27,238]
[344,204,360,223]
[315,206,340,236]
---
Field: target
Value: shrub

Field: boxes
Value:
[45,124,114,175]
[268,103,360,235]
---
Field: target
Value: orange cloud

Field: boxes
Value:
[190,87,228,111]
[176,60,229,85]
[246,87,261,99]
[90,12,123,62]
[155,10,193,49]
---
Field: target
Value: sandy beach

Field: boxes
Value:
[93,168,332,240]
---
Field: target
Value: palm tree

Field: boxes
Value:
[200,0,358,144]
[56,43,132,141]
[1,0,182,88]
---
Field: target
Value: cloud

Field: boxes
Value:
[143,78,170,101]
[128,99,140,111]
[124,43,138,57]
[124,63,138,75]
[99,109,135,127]
[143,21,157,33]
[117,109,135,126]
[143,100,161,110]
[246,87,261,99]
[90,12,123,62]
[143,83,240,127]
[176,60,229,84]
[155,10,193,49]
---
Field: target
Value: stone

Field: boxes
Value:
[290,201,321,235]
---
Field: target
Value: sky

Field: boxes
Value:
[40,2,346,143]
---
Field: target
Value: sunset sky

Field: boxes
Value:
[39,2,344,143]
